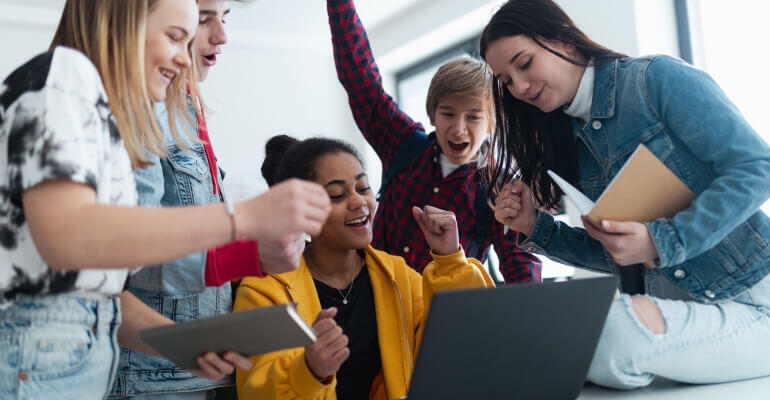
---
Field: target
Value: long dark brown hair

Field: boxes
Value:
[480,0,626,209]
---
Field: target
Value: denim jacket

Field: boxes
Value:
[520,55,770,303]
[110,102,233,397]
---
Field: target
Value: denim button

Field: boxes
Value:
[403,246,410,253]
[592,120,602,130]
[674,269,686,279]
[18,372,27,382]
[704,290,716,299]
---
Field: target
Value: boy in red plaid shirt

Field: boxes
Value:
[327,0,541,283]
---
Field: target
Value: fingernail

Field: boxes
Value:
[602,220,611,230]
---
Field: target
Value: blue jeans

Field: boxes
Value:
[0,295,121,399]
[588,272,770,389]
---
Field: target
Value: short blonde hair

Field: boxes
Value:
[50,0,199,169]
[425,57,494,126]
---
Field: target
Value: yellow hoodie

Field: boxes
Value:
[234,245,494,400]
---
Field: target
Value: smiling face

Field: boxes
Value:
[484,35,585,113]
[195,0,229,82]
[312,152,376,251]
[144,0,198,102]
[432,93,491,165]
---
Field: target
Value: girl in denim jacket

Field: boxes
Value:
[110,1,312,399]
[481,0,770,390]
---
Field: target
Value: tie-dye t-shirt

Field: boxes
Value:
[0,47,137,308]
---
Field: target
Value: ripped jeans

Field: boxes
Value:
[587,272,770,389]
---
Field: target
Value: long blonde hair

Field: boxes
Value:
[50,0,200,168]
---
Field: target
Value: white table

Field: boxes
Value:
[578,376,770,399]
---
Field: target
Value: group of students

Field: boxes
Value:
[0,0,769,399]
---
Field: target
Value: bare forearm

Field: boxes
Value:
[117,290,173,356]
[35,203,231,270]
[23,178,332,272]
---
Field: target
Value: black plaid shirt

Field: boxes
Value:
[328,0,541,283]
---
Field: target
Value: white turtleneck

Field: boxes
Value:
[562,65,594,122]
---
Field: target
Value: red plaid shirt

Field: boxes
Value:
[328,0,541,283]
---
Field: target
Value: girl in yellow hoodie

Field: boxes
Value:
[235,135,494,400]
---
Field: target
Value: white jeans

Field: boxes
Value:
[588,272,770,389]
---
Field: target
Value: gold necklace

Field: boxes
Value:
[306,252,363,305]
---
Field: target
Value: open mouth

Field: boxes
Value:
[160,68,176,83]
[201,53,217,66]
[344,215,369,227]
[448,141,470,153]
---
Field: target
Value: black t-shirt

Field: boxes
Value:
[314,265,381,400]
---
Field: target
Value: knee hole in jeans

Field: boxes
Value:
[631,296,666,335]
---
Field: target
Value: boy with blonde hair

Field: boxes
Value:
[327,0,540,283]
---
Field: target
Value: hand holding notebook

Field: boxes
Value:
[548,144,696,267]
[140,303,316,371]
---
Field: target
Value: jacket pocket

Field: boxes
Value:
[165,145,212,206]
[166,293,200,323]
[167,145,210,183]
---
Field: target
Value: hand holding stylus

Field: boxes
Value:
[492,180,537,237]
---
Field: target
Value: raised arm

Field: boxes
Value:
[327,0,425,167]
[412,205,495,312]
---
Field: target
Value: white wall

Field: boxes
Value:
[0,3,62,78]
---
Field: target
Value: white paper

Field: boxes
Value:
[547,170,595,215]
